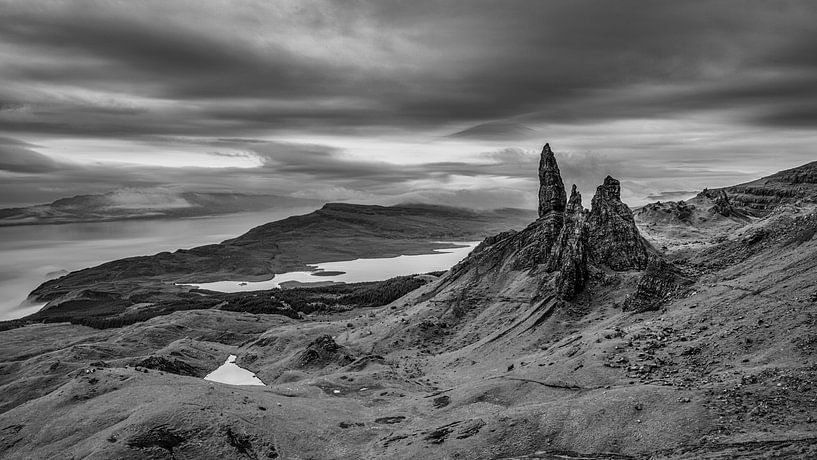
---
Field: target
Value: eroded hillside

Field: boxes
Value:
[1,146,816,459]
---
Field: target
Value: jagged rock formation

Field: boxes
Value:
[538,143,567,218]
[634,200,697,225]
[711,189,735,217]
[698,188,745,218]
[503,145,569,270]
[449,144,652,301]
[623,257,691,313]
[587,176,650,270]
[548,186,589,299]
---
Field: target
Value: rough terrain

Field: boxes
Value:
[1,149,815,459]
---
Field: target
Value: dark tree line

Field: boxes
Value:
[0,273,440,331]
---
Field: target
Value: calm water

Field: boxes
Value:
[185,241,478,292]
[0,208,316,321]
[204,354,265,386]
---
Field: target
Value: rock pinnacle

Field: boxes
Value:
[538,143,567,218]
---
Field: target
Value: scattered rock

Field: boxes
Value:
[743,229,766,245]
[338,421,365,429]
[374,416,406,424]
[424,425,455,444]
[432,395,450,409]
[455,418,485,439]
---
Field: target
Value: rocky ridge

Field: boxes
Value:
[715,160,817,215]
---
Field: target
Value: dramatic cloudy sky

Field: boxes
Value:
[1,0,816,209]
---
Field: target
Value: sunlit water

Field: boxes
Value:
[204,354,265,386]
[0,208,316,321]
[184,241,479,293]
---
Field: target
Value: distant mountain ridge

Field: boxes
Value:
[23,202,536,322]
[0,190,323,226]
[712,160,817,215]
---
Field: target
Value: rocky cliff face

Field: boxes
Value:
[587,176,650,270]
[623,257,691,313]
[548,186,589,299]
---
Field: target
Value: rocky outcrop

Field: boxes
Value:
[538,143,567,218]
[135,355,202,377]
[506,143,569,270]
[633,200,696,224]
[548,186,589,299]
[587,176,650,270]
[711,190,734,217]
[698,188,745,218]
[623,257,691,313]
[447,144,654,301]
[294,335,354,369]
[512,213,564,270]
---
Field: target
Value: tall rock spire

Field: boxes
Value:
[538,143,567,218]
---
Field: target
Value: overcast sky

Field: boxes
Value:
[1,0,816,209]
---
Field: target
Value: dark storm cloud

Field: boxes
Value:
[1,0,816,209]
[2,0,817,139]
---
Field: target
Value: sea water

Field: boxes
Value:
[0,208,315,320]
